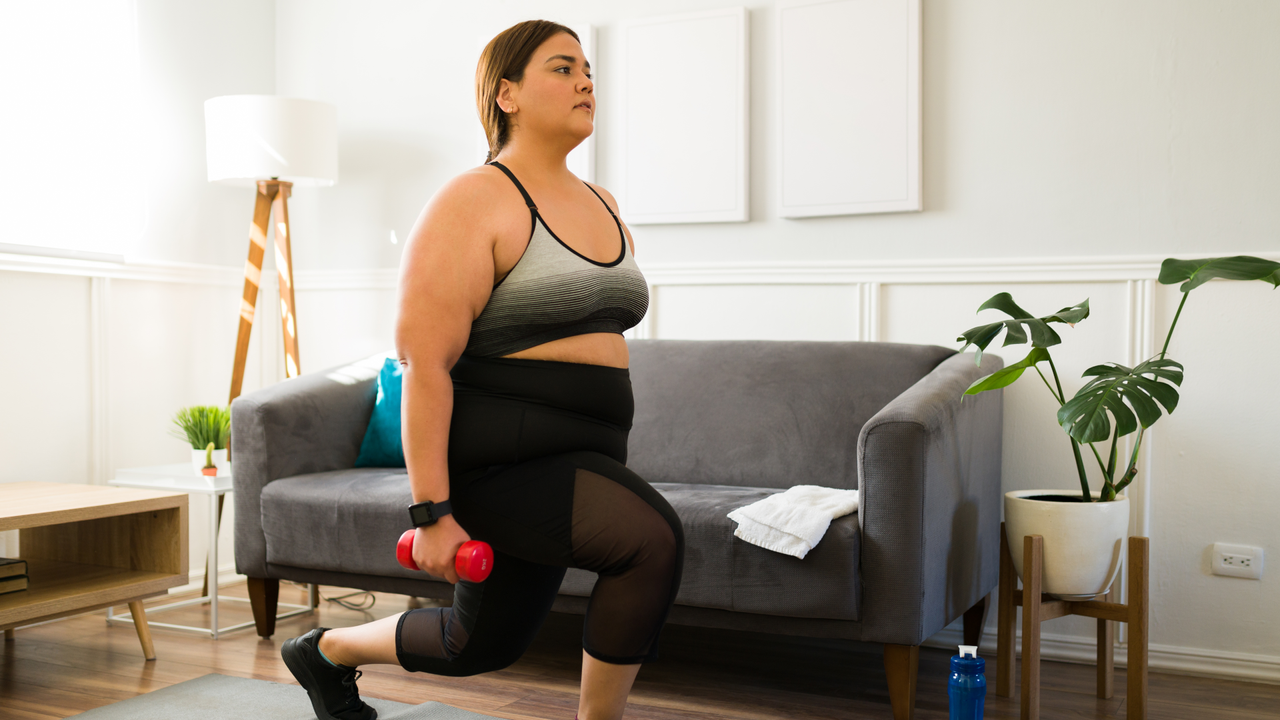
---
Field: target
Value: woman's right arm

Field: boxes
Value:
[394,170,503,583]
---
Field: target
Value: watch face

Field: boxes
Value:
[410,504,434,526]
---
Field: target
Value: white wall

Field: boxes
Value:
[133,0,278,267]
[275,0,1279,271]
[1,0,1276,679]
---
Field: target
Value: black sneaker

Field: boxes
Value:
[281,627,378,720]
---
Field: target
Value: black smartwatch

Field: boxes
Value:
[408,499,453,528]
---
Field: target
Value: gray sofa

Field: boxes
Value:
[232,339,1004,719]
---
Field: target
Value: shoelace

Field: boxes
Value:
[337,668,365,712]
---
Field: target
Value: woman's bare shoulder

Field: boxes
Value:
[584,181,635,256]
[583,181,620,214]
[426,165,518,216]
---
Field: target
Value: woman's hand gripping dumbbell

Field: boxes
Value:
[397,525,494,583]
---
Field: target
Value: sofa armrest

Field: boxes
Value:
[231,354,386,577]
[856,350,1004,646]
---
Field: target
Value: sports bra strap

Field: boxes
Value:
[487,161,537,210]
[582,182,618,219]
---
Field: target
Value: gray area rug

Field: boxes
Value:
[67,672,503,719]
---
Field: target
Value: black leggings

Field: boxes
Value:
[394,353,685,676]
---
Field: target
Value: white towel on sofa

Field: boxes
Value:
[726,485,860,560]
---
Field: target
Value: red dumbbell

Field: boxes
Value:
[397,529,494,582]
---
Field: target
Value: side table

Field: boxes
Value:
[106,463,316,638]
[996,521,1149,720]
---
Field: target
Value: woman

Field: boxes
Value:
[280,20,685,720]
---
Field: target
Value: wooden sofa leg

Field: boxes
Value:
[883,643,919,720]
[247,577,279,638]
[963,592,991,647]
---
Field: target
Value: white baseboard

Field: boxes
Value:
[925,626,1280,686]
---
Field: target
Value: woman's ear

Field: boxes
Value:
[496,78,517,114]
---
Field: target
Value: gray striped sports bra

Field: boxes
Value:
[462,161,649,358]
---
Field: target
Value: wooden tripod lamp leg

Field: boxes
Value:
[228,182,278,409]
[272,183,300,378]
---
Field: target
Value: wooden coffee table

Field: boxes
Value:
[0,482,188,660]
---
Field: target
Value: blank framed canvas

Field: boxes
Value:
[622,7,748,224]
[475,24,596,181]
[778,0,921,218]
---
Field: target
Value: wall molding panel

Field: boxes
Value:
[634,253,1280,286]
[11,251,1273,289]
[89,277,112,486]
[857,282,881,342]
[778,0,922,217]
[622,7,749,224]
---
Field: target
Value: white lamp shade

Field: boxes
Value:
[204,95,338,186]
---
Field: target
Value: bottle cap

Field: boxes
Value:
[952,646,985,675]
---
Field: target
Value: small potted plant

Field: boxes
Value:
[958,255,1278,598]
[170,405,232,478]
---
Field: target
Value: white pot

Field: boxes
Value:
[1005,490,1129,600]
[191,448,231,477]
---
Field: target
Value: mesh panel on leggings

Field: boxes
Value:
[397,603,470,662]
[571,468,679,662]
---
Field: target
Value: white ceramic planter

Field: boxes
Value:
[191,448,230,477]
[1005,490,1129,600]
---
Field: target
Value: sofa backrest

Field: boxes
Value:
[624,339,955,490]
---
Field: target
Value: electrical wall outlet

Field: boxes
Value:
[1211,543,1264,580]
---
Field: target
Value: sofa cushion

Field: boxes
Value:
[625,339,955,490]
[261,468,430,581]
[262,470,860,622]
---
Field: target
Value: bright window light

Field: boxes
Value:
[0,0,145,261]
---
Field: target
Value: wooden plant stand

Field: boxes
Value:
[995,521,1148,720]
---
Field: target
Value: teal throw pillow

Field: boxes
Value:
[354,357,405,467]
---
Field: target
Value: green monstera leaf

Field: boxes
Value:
[957,293,1089,365]
[1057,358,1184,444]
[1158,256,1280,292]
[963,347,1050,397]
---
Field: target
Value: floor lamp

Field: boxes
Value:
[204,94,337,604]
[205,95,337,418]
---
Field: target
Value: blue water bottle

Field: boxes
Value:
[948,645,986,720]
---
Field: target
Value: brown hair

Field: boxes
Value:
[476,20,581,162]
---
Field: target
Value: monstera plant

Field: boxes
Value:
[957,255,1279,597]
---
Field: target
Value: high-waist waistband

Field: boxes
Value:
[450,353,633,430]
[455,353,630,375]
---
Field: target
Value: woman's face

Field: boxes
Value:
[500,32,594,149]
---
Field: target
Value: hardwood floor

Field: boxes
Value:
[1,581,1276,719]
